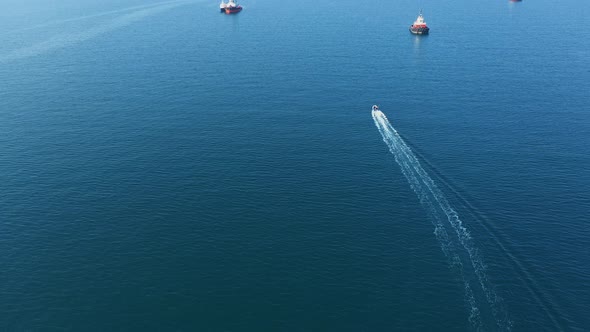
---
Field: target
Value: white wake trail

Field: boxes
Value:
[372,109,511,331]
[0,0,193,64]
[3,0,187,36]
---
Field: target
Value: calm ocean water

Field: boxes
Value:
[1,0,589,330]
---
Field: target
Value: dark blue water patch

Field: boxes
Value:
[1,0,590,330]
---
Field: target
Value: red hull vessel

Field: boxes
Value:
[409,11,429,35]
[220,0,242,14]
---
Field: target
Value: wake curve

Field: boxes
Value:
[2,0,187,36]
[0,0,194,64]
[401,135,565,331]
[372,109,511,331]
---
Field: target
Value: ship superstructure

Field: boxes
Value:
[410,11,430,35]
[220,0,242,14]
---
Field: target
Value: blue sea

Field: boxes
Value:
[1,0,589,330]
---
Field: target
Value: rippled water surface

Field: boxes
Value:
[1,0,589,330]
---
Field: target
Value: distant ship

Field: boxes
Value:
[220,0,242,14]
[409,11,429,35]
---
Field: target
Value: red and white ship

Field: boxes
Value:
[409,11,430,35]
[220,0,242,14]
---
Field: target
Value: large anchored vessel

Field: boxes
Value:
[220,0,242,14]
[409,11,430,35]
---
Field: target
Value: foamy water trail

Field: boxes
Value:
[0,1,192,64]
[3,0,186,35]
[372,109,511,331]
[402,137,564,331]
